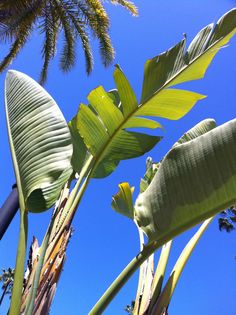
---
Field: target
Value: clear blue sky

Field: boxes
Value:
[1,0,236,314]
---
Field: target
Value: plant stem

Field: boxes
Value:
[149,240,172,311]
[88,241,159,315]
[9,210,28,315]
[55,155,94,234]
[151,217,213,315]
[89,218,213,315]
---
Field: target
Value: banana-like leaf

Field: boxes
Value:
[70,81,162,178]
[112,182,134,219]
[68,116,90,175]
[70,8,236,179]
[172,118,216,147]
[5,71,73,212]
[140,9,236,104]
[135,119,236,242]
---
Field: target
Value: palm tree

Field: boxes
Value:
[0,0,137,84]
[0,268,14,306]
[219,206,236,232]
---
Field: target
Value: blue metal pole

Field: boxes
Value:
[0,184,19,240]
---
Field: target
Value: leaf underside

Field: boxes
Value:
[135,119,236,242]
[5,71,73,212]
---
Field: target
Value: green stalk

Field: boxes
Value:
[149,241,172,311]
[55,155,94,234]
[88,241,160,315]
[151,217,213,315]
[5,73,29,315]
[65,156,93,211]
[9,209,28,315]
[88,218,213,315]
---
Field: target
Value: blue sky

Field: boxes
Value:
[1,0,236,314]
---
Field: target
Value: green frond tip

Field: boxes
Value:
[112,182,135,219]
[141,8,236,103]
[110,0,138,16]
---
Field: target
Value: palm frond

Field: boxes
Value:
[84,0,115,65]
[0,28,30,71]
[97,31,115,66]
[110,0,138,16]
[69,15,93,73]
[0,0,42,42]
[58,0,94,73]
[52,0,76,72]
[39,4,59,84]
[0,0,44,71]
[0,0,136,81]
[85,0,110,28]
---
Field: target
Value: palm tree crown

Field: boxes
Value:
[0,0,137,84]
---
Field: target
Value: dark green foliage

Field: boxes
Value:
[0,0,137,84]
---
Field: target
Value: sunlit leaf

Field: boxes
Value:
[70,9,236,179]
[112,182,134,219]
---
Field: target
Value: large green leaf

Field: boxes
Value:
[173,118,216,147]
[141,9,236,103]
[134,119,236,242]
[70,9,236,179]
[5,70,73,212]
[70,82,162,178]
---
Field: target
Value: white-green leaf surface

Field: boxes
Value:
[5,70,73,212]
[173,118,216,147]
[135,119,236,242]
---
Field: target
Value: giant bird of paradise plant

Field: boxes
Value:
[2,8,236,315]
[112,119,225,315]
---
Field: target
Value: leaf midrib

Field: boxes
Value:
[86,32,233,176]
